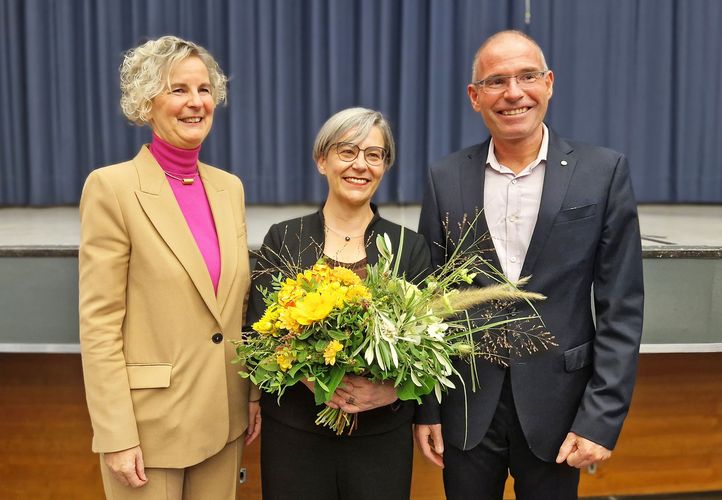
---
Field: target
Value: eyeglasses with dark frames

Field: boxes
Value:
[472,70,549,94]
[331,142,387,166]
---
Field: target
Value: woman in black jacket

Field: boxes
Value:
[248,107,430,500]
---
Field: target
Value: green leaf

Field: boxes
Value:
[396,378,422,402]
[258,357,279,371]
[297,329,314,340]
[327,329,347,341]
[314,378,330,405]
[288,362,306,377]
[325,364,346,395]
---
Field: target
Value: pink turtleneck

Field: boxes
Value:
[149,134,221,293]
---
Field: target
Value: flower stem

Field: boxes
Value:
[315,407,357,435]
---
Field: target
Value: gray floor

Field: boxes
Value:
[2,204,722,250]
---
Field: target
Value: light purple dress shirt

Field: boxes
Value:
[483,124,549,282]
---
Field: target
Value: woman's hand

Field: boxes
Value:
[245,400,261,445]
[103,445,147,487]
[329,375,398,413]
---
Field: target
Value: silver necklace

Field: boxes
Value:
[163,170,199,185]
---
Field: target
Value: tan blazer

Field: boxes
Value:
[79,146,258,468]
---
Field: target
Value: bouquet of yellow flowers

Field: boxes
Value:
[234,231,553,435]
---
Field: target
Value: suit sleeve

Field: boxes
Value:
[78,170,140,453]
[571,155,644,449]
[414,168,444,424]
[418,167,448,271]
[401,231,432,285]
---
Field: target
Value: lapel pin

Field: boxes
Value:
[560,160,568,166]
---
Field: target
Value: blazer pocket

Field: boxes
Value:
[555,204,597,223]
[126,363,172,389]
[564,341,593,372]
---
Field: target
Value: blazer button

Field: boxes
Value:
[212,332,223,344]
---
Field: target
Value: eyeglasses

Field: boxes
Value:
[473,70,549,94]
[332,142,387,166]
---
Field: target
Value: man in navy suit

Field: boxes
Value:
[415,30,644,500]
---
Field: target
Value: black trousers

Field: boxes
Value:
[260,415,413,500]
[443,371,580,500]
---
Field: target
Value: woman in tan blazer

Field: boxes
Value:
[79,35,260,499]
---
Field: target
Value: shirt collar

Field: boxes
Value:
[486,123,549,175]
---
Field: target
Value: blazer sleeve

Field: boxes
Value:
[400,230,432,285]
[414,172,445,424]
[571,155,644,449]
[418,166,447,271]
[78,170,140,453]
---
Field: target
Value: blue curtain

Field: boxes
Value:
[2,0,721,205]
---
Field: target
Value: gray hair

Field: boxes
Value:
[471,30,549,82]
[119,35,228,125]
[312,107,396,169]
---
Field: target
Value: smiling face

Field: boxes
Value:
[317,126,387,209]
[148,56,215,149]
[468,33,553,148]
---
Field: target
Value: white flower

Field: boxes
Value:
[378,312,398,342]
[427,320,449,341]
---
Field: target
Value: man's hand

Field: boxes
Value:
[245,400,261,445]
[103,445,148,487]
[414,424,445,468]
[556,432,612,468]
[328,375,398,413]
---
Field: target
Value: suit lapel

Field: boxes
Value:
[200,163,238,316]
[133,146,223,326]
[520,132,576,278]
[459,141,504,284]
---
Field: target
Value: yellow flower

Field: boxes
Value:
[330,266,361,285]
[278,279,303,306]
[276,350,294,372]
[253,306,280,335]
[313,262,331,276]
[277,307,301,334]
[291,291,336,325]
[318,281,346,308]
[323,340,344,365]
[345,284,371,304]
[300,263,330,286]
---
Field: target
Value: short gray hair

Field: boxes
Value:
[120,35,228,125]
[312,107,396,168]
[471,30,549,82]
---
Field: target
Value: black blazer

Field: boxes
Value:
[247,206,431,436]
[416,130,644,461]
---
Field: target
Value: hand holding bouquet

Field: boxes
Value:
[234,231,553,435]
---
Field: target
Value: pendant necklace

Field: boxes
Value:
[324,223,364,242]
[163,170,198,185]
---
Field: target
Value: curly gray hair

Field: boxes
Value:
[312,107,396,169]
[119,35,228,125]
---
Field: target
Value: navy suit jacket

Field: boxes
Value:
[416,130,644,462]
